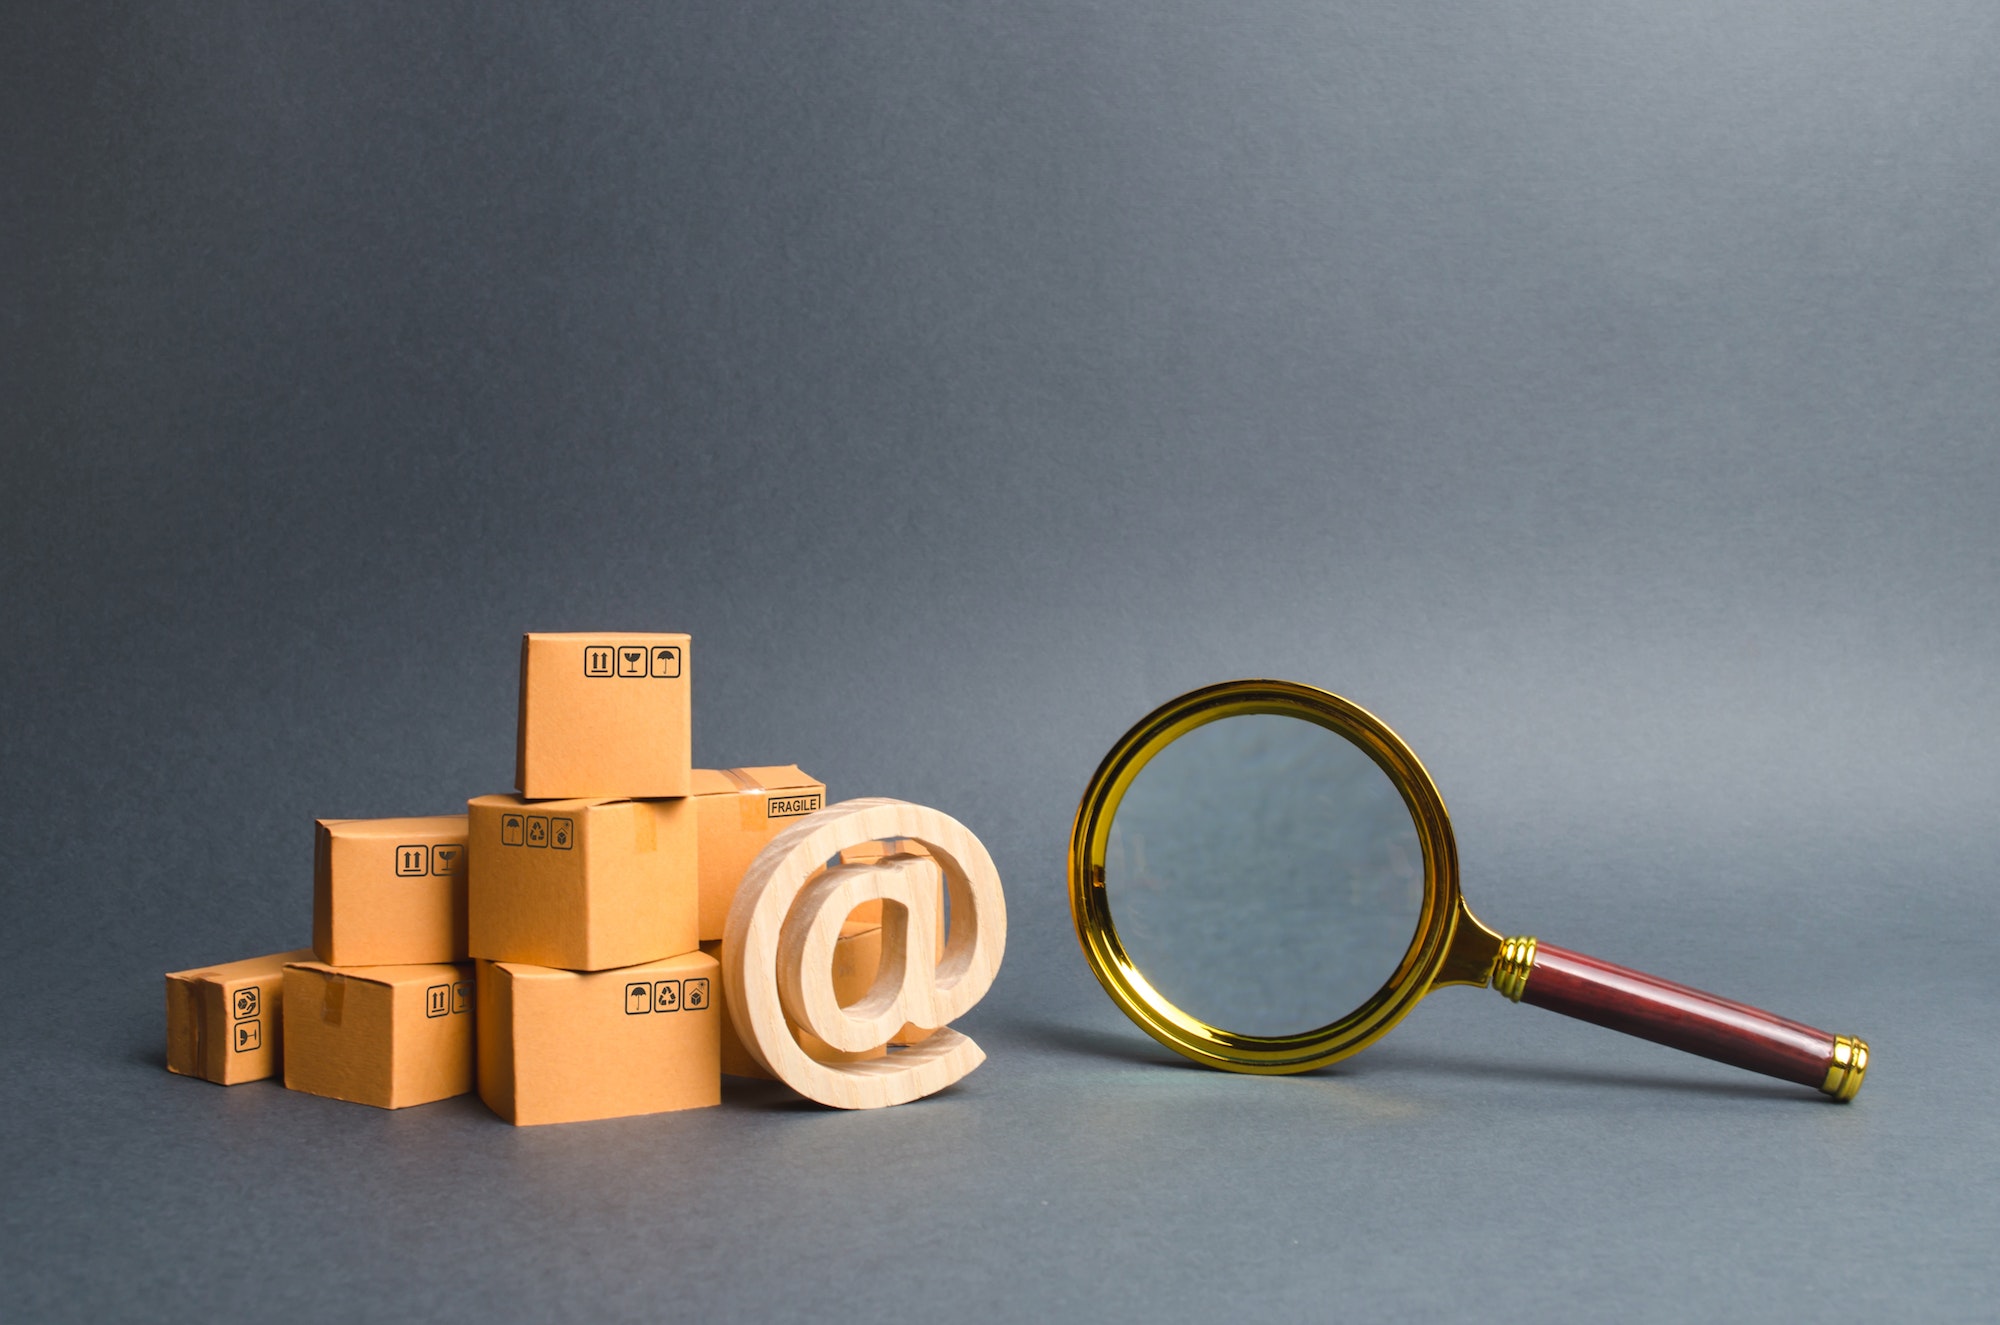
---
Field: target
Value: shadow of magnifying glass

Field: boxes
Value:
[1068,680,1870,1100]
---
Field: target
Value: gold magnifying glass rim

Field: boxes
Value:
[1067,678,1479,1074]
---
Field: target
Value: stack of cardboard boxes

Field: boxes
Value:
[165,632,916,1125]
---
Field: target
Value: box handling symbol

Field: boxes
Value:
[616,647,649,678]
[625,982,653,1015]
[233,988,259,1020]
[501,815,525,846]
[584,646,615,678]
[432,844,462,875]
[551,817,573,850]
[654,980,681,1012]
[650,646,681,678]
[526,816,549,848]
[452,982,470,1014]
[684,978,709,1011]
[395,844,430,877]
[234,1020,262,1052]
[426,984,451,1018]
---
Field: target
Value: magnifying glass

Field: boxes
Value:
[1067,680,1869,1099]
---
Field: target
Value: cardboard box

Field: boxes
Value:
[703,941,770,1079]
[690,765,826,941]
[165,949,315,1085]
[313,815,469,965]
[468,793,697,971]
[476,950,721,1126]
[282,961,474,1109]
[702,920,889,1079]
[516,632,691,800]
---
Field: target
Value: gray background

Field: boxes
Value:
[4,2,1995,1320]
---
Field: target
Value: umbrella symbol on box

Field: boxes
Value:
[651,646,681,678]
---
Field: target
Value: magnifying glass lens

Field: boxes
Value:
[1105,712,1426,1037]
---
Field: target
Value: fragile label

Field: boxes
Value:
[427,981,473,1018]
[740,789,823,829]
[622,978,710,1015]
[585,643,681,679]
[395,843,468,876]
[498,814,572,850]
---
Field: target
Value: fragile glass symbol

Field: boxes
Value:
[586,642,678,677]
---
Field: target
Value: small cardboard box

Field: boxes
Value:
[467,793,696,971]
[516,632,691,800]
[165,949,314,1084]
[703,919,889,1079]
[313,815,469,965]
[703,940,769,1079]
[690,765,826,941]
[476,949,721,1126]
[282,961,475,1109]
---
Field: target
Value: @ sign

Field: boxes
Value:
[722,798,1007,1110]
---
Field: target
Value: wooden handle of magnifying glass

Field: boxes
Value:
[1490,939,1869,1100]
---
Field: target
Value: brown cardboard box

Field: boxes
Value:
[516,632,691,800]
[313,815,469,965]
[476,950,721,1126]
[467,793,697,971]
[165,949,314,1084]
[704,940,770,1079]
[702,920,889,1079]
[690,765,826,941]
[282,961,475,1109]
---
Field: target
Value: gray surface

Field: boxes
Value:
[4,1,1997,1320]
